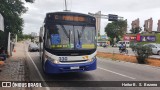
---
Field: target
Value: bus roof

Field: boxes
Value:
[44,12,96,26]
[44,11,95,23]
[46,11,93,17]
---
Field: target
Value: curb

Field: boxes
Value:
[98,51,160,60]
[97,56,160,70]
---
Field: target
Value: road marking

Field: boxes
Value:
[98,67,136,80]
[25,44,50,90]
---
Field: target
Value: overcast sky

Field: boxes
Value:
[22,0,160,35]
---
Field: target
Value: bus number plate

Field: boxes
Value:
[59,57,67,62]
[70,66,79,70]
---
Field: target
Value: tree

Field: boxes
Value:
[112,20,127,37]
[0,0,34,49]
[0,0,27,34]
[131,44,152,64]
[17,34,32,41]
[0,0,35,34]
[105,20,127,45]
[0,0,28,49]
[130,27,142,34]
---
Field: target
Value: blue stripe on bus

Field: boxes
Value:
[44,58,97,74]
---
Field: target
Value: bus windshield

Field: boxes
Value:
[45,24,96,50]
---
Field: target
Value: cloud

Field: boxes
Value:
[22,0,160,34]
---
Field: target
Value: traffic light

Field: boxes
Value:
[108,14,118,21]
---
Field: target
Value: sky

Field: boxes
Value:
[22,0,160,35]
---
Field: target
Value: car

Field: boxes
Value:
[28,43,39,52]
[144,43,160,55]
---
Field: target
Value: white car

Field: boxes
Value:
[144,43,160,55]
[28,43,39,52]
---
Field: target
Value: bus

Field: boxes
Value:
[39,12,97,74]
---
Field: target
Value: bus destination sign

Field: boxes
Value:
[54,15,86,22]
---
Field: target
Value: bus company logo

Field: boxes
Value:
[2,82,11,87]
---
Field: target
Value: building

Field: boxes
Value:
[131,18,139,29]
[148,18,153,32]
[157,20,160,32]
[144,18,153,32]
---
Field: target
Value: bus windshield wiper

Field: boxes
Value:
[61,25,70,38]
[69,29,71,45]
[79,26,86,38]
[60,25,71,46]
[77,26,86,45]
[77,30,80,44]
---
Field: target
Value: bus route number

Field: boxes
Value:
[59,57,68,62]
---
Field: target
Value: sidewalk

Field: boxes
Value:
[0,42,30,90]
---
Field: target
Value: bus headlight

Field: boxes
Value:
[88,56,96,62]
[48,57,59,64]
[53,60,59,64]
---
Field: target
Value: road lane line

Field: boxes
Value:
[25,44,50,90]
[98,67,136,80]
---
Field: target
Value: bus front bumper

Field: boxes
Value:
[44,59,97,74]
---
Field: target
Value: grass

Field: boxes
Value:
[97,52,160,67]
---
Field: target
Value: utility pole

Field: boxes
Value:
[88,12,123,36]
[64,0,71,11]
[64,0,68,11]
[88,12,124,46]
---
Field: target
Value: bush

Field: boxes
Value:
[132,44,152,64]
[130,43,141,52]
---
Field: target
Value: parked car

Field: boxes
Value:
[144,43,160,55]
[28,43,39,52]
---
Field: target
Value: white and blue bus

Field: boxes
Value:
[39,12,97,74]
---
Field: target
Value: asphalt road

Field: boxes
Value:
[24,42,160,90]
[97,47,160,59]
